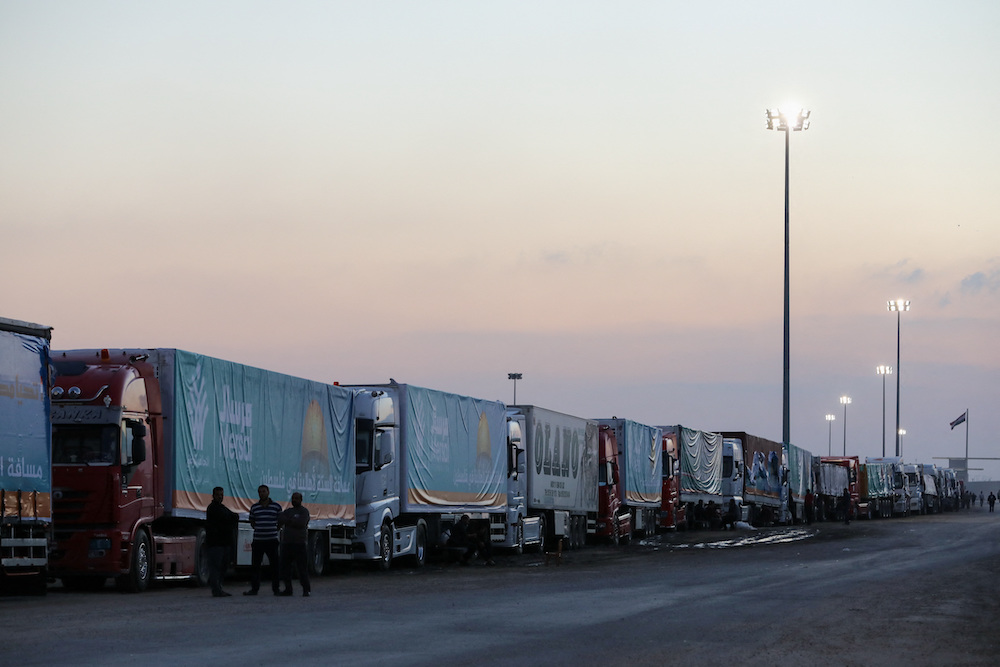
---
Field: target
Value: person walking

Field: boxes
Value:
[838,488,851,525]
[245,484,282,596]
[980,492,985,507]
[205,486,238,598]
[988,492,996,513]
[277,492,311,597]
[804,489,815,525]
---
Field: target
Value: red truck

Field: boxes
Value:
[658,429,687,530]
[595,424,630,544]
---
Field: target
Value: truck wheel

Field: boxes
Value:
[611,518,621,546]
[377,523,393,571]
[118,530,152,593]
[309,532,329,577]
[412,524,427,568]
[192,528,210,587]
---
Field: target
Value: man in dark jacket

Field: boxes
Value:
[277,492,311,597]
[206,486,238,597]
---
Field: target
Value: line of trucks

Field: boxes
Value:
[0,317,967,594]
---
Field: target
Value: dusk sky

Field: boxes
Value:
[3,3,998,477]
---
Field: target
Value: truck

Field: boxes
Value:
[784,442,813,524]
[50,348,356,591]
[812,457,851,521]
[902,463,923,515]
[866,457,909,516]
[858,461,894,519]
[665,425,724,527]
[503,405,598,552]
[658,428,687,531]
[918,463,939,514]
[722,432,783,526]
[595,419,662,538]
[596,422,631,544]
[0,317,53,594]
[348,383,510,569]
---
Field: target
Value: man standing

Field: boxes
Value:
[205,486,238,598]
[277,491,311,597]
[245,484,282,596]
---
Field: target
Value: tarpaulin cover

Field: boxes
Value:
[922,475,938,497]
[679,425,722,498]
[815,461,849,496]
[168,350,355,523]
[863,462,893,498]
[400,385,507,513]
[516,406,598,513]
[784,442,813,503]
[598,419,661,507]
[0,322,51,521]
[723,432,782,506]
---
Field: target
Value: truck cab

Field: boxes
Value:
[50,350,164,592]
[902,464,923,515]
[721,438,745,522]
[596,425,630,543]
[659,430,686,530]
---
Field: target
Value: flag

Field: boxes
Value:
[950,411,967,430]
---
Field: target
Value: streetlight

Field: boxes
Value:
[876,365,893,457]
[898,428,906,457]
[826,414,836,456]
[766,106,810,446]
[507,373,522,405]
[840,395,852,456]
[888,299,910,456]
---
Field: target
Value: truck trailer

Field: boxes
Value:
[596,419,662,537]
[666,425,724,527]
[503,405,599,552]
[721,432,783,526]
[50,348,356,592]
[0,317,53,594]
[349,383,510,569]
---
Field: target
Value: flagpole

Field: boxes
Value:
[965,409,969,466]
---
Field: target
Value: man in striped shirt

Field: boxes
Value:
[244,484,282,596]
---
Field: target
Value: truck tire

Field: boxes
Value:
[192,528,210,587]
[117,530,152,593]
[611,518,621,546]
[309,532,329,577]
[377,522,393,571]
[411,524,427,568]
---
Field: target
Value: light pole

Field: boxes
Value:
[876,365,893,457]
[898,428,906,457]
[826,414,836,456]
[840,395,852,456]
[888,299,910,456]
[507,373,522,405]
[766,106,810,446]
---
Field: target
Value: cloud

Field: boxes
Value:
[960,269,1000,296]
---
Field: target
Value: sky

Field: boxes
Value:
[2,3,998,478]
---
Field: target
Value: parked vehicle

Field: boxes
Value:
[859,461,895,519]
[0,317,53,594]
[595,419,661,538]
[50,348,356,591]
[866,457,909,516]
[902,463,924,515]
[721,432,784,526]
[349,383,509,569]
[596,422,630,543]
[658,429,687,530]
[503,405,599,552]
[784,442,813,524]
[667,425,724,526]
[813,457,851,521]
[919,464,940,514]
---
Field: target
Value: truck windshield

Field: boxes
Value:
[53,424,119,465]
[355,418,374,472]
